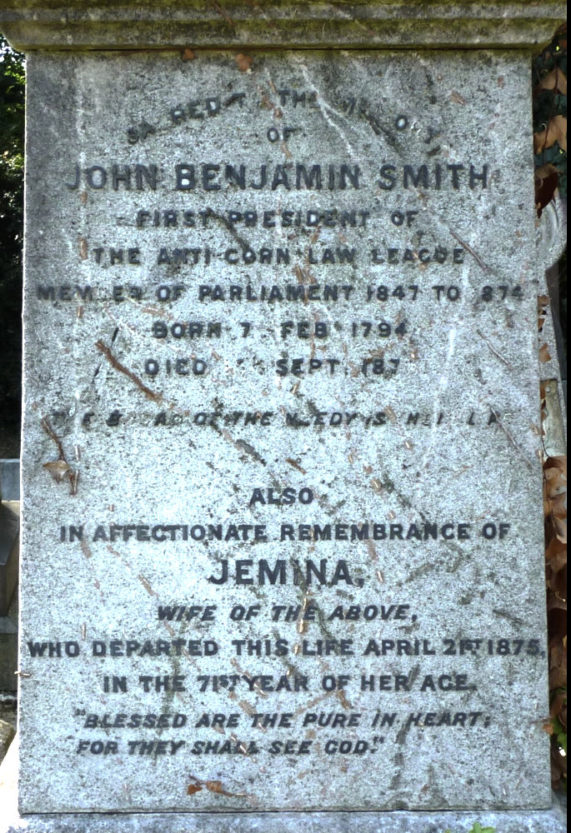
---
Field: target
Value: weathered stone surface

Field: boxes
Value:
[0,736,567,833]
[15,47,553,814]
[0,1,566,51]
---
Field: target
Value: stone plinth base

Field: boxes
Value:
[0,738,566,833]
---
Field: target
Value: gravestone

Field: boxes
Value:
[0,3,567,830]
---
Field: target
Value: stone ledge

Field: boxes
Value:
[0,1,566,51]
[0,740,566,833]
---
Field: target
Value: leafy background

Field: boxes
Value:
[0,36,23,458]
[533,23,567,792]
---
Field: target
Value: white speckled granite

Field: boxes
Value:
[0,734,567,833]
[5,2,565,822]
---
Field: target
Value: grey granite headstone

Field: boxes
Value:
[0,2,566,830]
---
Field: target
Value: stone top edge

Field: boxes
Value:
[0,2,566,52]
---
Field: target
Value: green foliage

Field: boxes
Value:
[0,34,24,451]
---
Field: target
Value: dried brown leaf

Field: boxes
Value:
[546,535,567,559]
[542,390,567,787]
[534,115,568,153]
[549,639,567,675]
[204,780,245,797]
[535,163,559,182]
[539,343,552,363]
[548,594,567,613]
[552,567,567,600]
[550,641,567,664]
[187,776,244,798]
[545,468,567,492]
[545,456,567,472]
[551,690,567,716]
[553,516,567,543]
[550,666,567,691]
[549,493,568,519]
[546,541,568,574]
[535,67,568,95]
[43,460,71,482]
[535,163,559,213]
